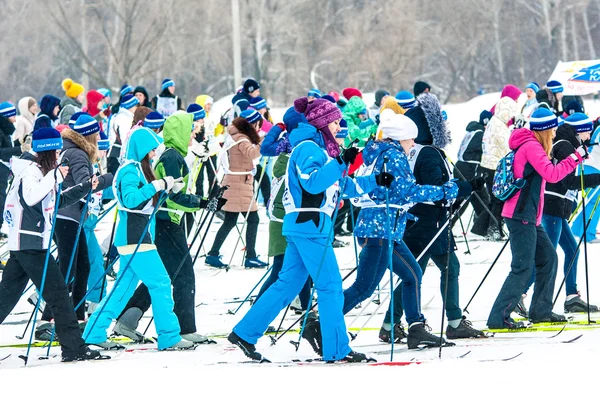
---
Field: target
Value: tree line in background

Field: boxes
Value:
[1,0,599,108]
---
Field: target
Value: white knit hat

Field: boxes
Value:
[379,109,418,141]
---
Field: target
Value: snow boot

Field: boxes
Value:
[515,294,528,318]
[446,316,487,339]
[62,347,108,362]
[530,312,567,324]
[227,331,268,361]
[378,323,407,344]
[35,322,57,342]
[564,294,599,313]
[162,339,196,351]
[329,350,375,363]
[301,316,323,356]
[407,322,454,349]
[205,255,227,269]
[113,308,144,342]
[181,333,216,344]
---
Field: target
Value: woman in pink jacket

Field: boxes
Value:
[487,108,586,330]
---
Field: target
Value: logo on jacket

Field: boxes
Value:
[3,210,12,227]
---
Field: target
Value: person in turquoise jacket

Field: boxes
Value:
[228,97,393,363]
[83,127,194,351]
[342,96,378,148]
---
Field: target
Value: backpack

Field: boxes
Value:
[492,148,527,201]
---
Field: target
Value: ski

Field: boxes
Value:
[0,354,10,362]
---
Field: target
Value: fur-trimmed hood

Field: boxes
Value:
[61,128,98,161]
[406,92,451,149]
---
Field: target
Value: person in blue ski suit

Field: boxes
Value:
[572,125,600,243]
[83,127,193,351]
[228,97,392,362]
[344,110,458,348]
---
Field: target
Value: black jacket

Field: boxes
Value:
[231,91,252,117]
[0,115,21,174]
[151,88,183,112]
[543,124,600,219]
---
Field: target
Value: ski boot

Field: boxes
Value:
[301,315,323,356]
[290,296,303,315]
[205,255,228,269]
[530,312,567,324]
[446,316,487,339]
[35,322,57,342]
[162,339,196,351]
[91,341,125,350]
[62,347,109,362]
[407,322,455,349]
[378,323,407,344]
[330,350,375,363]
[488,317,529,330]
[515,294,528,318]
[181,333,216,344]
[227,331,269,362]
[565,294,599,313]
[113,308,145,343]
[244,257,268,269]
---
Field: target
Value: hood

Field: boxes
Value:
[39,95,61,120]
[85,90,104,117]
[289,122,324,148]
[162,112,193,156]
[133,86,151,107]
[283,106,307,132]
[362,139,402,166]
[18,97,36,123]
[508,128,538,150]
[555,124,581,148]
[158,87,175,98]
[124,127,164,162]
[61,96,82,108]
[494,96,518,124]
[342,97,368,124]
[11,157,35,177]
[500,84,522,102]
[0,114,15,136]
[195,94,211,108]
[466,121,484,133]
[61,128,98,161]
[414,92,451,149]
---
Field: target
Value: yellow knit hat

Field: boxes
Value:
[62,78,85,99]
[377,97,405,139]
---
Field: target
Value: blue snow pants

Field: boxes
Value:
[84,214,107,304]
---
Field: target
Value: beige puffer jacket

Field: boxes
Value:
[221,125,262,213]
[480,97,518,170]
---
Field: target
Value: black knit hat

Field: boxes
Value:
[413,81,431,97]
[243,79,260,94]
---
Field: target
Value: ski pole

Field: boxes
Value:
[228,262,272,315]
[349,201,360,269]
[439,205,453,359]
[462,239,509,314]
[457,213,471,255]
[15,307,37,340]
[82,192,168,343]
[21,166,63,366]
[579,165,593,325]
[553,192,600,307]
[383,157,395,361]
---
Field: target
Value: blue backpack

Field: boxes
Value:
[492,149,527,201]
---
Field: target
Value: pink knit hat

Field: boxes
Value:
[294,97,342,130]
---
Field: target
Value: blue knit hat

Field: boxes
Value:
[249,96,267,110]
[565,112,593,133]
[529,108,558,131]
[120,84,133,97]
[0,102,16,118]
[74,114,100,136]
[336,119,349,139]
[68,111,87,129]
[241,109,262,124]
[282,106,306,132]
[161,78,174,91]
[322,95,336,103]
[144,111,165,129]
[525,82,540,93]
[186,103,206,121]
[395,91,416,109]
[308,88,321,98]
[546,80,564,93]
[121,94,139,110]
[98,130,110,151]
[98,88,111,98]
[243,78,260,94]
[32,127,63,152]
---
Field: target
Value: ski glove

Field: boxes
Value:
[152,176,182,193]
[442,181,459,200]
[570,146,587,163]
[172,177,185,194]
[375,172,394,187]
[336,147,360,166]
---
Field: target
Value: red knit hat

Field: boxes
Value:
[342,87,362,100]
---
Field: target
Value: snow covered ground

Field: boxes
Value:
[1,93,600,396]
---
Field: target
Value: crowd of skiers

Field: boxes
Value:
[0,74,598,364]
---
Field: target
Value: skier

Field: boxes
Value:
[0,127,103,362]
[228,97,392,363]
[342,96,377,148]
[83,126,194,350]
[231,78,261,118]
[33,95,61,131]
[107,93,140,174]
[345,109,460,348]
[14,97,38,145]
[205,110,268,269]
[381,92,485,342]
[307,88,321,101]
[58,78,85,125]
[37,114,113,340]
[367,89,389,121]
[151,79,183,117]
[395,91,417,111]
[114,112,224,344]
[519,113,600,316]
[487,108,585,329]
[572,125,600,243]
[521,82,540,120]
